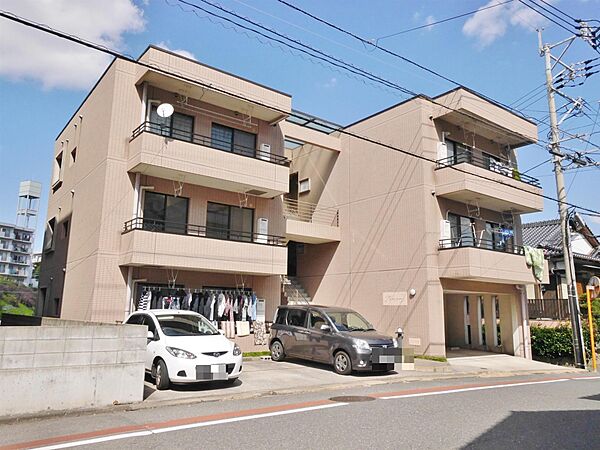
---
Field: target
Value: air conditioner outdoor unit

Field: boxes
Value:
[440,219,451,248]
[259,143,271,161]
[256,217,268,244]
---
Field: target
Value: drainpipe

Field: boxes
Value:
[125,267,133,321]
[140,81,147,124]
[132,173,141,219]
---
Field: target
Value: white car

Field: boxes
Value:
[125,310,243,390]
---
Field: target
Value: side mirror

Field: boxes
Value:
[147,330,155,340]
[218,330,225,335]
[320,324,331,333]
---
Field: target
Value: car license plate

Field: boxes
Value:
[196,364,227,380]
[371,347,402,364]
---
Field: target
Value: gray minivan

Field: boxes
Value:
[269,305,402,375]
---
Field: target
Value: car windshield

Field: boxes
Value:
[325,311,375,332]
[156,314,219,336]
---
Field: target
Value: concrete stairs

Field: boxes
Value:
[282,276,311,304]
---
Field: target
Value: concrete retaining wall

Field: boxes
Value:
[0,318,146,417]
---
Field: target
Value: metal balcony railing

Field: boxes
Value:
[528,298,570,320]
[436,149,540,188]
[439,237,525,255]
[123,217,286,247]
[131,121,290,166]
[282,198,339,227]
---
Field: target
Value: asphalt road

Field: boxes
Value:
[1,374,599,449]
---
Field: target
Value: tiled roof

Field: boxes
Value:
[522,219,562,248]
[522,219,600,264]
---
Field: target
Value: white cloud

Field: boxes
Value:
[0,0,145,90]
[320,77,338,89]
[463,0,548,48]
[155,41,196,60]
[425,15,436,30]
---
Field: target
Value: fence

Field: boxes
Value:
[528,298,570,320]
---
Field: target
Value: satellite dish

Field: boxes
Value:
[156,103,174,118]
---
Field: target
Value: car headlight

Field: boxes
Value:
[352,339,371,351]
[166,346,196,359]
[233,343,242,356]
[392,338,400,348]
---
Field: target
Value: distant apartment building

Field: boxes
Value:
[39,46,545,356]
[0,222,35,285]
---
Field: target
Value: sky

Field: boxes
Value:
[0,0,599,252]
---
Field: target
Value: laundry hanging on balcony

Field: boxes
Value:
[524,246,545,282]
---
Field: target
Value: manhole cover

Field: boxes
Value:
[329,395,376,402]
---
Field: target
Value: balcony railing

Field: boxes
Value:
[123,217,286,247]
[282,198,339,227]
[439,237,524,255]
[131,121,290,166]
[436,149,540,188]
[528,298,570,320]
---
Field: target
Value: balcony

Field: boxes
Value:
[438,238,549,284]
[283,199,341,244]
[119,218,287,276]
[435,150,543,213]
[128,122,290,198]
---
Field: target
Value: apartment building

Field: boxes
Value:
[39,46,545,356]
[0,222,35,285]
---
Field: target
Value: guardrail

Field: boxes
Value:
[283,198,339,227]
[131,121,290,166]
[435,149,540,187]
[439,237,524,255]
[528,298,570,320]
[123,217,286,247]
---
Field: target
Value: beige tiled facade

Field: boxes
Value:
[40,47,544,357]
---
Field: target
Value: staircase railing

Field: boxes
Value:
[283,198,339,227]
[281,276,310,304]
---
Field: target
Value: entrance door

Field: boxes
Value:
[287,241,297,277]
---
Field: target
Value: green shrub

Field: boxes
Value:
[530,325,574,359]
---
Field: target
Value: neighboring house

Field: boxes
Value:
[39,46,545,357]
[523,218,600,319]
[0,222,35,286]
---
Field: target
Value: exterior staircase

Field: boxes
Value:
[282,276,312,304]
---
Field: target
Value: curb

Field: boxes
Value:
[0,366,584,424]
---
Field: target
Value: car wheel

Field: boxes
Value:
[270,340,285,361]
[155,359,170,390]
[333,350,352,375]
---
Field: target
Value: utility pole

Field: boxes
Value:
[538,29,586,368]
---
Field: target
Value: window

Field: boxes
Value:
[149,104,194,142]
[299,178,310,194]
[44,218,56,252]
[448,213,474,247]
[206,202,254,242]
[125,314,145,325]
[484,221,513,251]
[141,315,157,336]
[275,308,288,325]
[286,309,307,327]
[309,311,327,330]
[446,140,471,165]
[70,147,77,166]
[143,192,189,234]
[62,220,70,240]
[52,152,63,191]
[211,123,257,157]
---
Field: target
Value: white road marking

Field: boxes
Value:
[380,378,570,400]
[32,403,347,450]
[571,375,600,380]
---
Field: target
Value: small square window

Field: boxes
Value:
[70,147,77,166]
[299,178,310,194]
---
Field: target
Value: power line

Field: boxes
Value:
[374,0,514,41]
[537,0,578,22]
[274,0,600,152]
[517,0,578,34]
[1,10,599,217]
